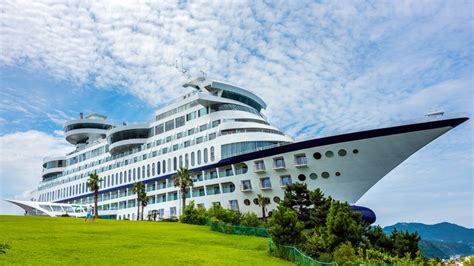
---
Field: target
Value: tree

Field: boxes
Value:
[281,183,311,225]
[139,189,149,221]
[268,206,304,246]
[332,242,358,265]
[366,225,393,253]
[308,188,332,228]
[132,182,145,221]
[86,172,103,218]
[173,167,193,215]
[257,194,270,220]
[389,228,421,259]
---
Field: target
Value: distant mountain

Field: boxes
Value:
[383,222,474,259]
[383,222,474,244]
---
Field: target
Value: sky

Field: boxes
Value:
[0,0,472,227]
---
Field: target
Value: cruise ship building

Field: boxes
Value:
[8,77,468,220]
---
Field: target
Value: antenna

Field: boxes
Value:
[175,56,190,79]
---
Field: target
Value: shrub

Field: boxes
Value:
[161,218,179,222]
[207,204,241,225]
[0,243,10,255]
[180,200,207,225]
[332,242,358,265]
[268,206,303,246]
[240,212,261,227]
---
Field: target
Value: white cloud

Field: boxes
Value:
[0,130,72,214]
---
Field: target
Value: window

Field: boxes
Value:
[157,161,161,175]
[322,172,330,179]
[273,157,285,169]
[221,141,287,159]
[199,124,207,132]
[254,160,265,171]
[166,136,172,143]
[187,128,195,135]
[204,148,208,163]
[310,173,317,180]
[142,166,145,179]
[186,111,196,121]
[273,196,281,204]
[241,180,252,191]
[191,152,195,166]
[196,137,203,144]
[212,120,220,127]
[165,119,174,131]
[298,174,306,181]
[229,200,239,211]
[260,177,271,189]
[353,149,359,154]
[168,158,171,172]
[173,157,177,171]
[280,175,292,187]
[179,155,183,168]
[197,150,201,165]
[184,140,191,148]
[313,152,322,160]
[338,149,347,156]
[175,116,185,128]
[295,154,307,165]
[198,107,208,117]
[172,144,178,151]
[152,163,155,176]
[325,151,334,158]
[170,207,177,217]
[177,132,183,139]
[335,172,341,176]
[210,147,215,162]
[185,154,189,167]
[244,199,251,206]
[208,132,216,140]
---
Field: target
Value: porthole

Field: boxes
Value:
[244,199,251,206]
[353,149,359,154]
[338,149,347,157]
[325,151,334,158]
[253,198,259,205]
[335,172,341,176]
[310,173,317,180]
[298,174,306,181]
[273,196,281,204]
[322,172,330,179]
[313,152,322,160]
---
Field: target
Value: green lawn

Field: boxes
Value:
[0,215,291,265]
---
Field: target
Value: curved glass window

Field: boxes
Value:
[210,147,215,161]
[221,141,288,159]
[179,155,183,168]
[108,129,149,144]
[157,161,161,175]
[210,103,263,118]
[185,154,189,168]
[197,150,202,165]
[64,123,112,132]
[204,148,208,163]
[191,152,195,166]
[221,90,263,112]
[173,157,177,171]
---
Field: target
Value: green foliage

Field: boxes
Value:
[180,200,207,225]
[332,242,358,265]
[269,185,424,265]
[240,212,261,227]
[207,204,241,225]
[390,228,421,259]
[268,206,303,246]
[281,183,311,224]
[324,201,366,250]
[0,242,11,254]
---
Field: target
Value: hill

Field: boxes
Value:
[0,216,290,265]
[383,222,474,259]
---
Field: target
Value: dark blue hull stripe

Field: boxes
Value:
[56,117,468,203]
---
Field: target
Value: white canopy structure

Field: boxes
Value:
[5,200,87,217]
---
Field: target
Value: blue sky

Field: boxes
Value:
[0,0,472,227]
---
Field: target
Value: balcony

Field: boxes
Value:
[273,158,286,170]
[253,161,266,173]
[294,155,308,167]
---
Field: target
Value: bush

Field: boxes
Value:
[268,206,303,246]
[161,218,178,222]
[240,212,261,227]
[0,243,10,255]
[180,200,207,225]
[332,242,358,265]
[60,213,70,217]
[207,204,241,225]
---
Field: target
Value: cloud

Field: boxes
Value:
[0,130,72,214]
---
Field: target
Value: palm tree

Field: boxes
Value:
[173,167,193,215]
[132,182,145,221]
[86,172,103,218]
[257,194,270,220]
[139,190,149,221]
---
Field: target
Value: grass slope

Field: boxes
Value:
[0,216,290,265]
